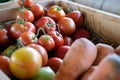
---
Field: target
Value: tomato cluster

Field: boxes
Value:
[0,0,90,79]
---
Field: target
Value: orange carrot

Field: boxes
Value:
[54,38,97,80]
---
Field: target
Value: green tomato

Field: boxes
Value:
[32,66,56,80]
[1,45,16,57]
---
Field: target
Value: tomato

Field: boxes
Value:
[19,31,38,46]
[31,3,45,20]
[35,16,56,33]
[28,44,48,66]
[47,31,64,49]
[66,10,84,28]
[1,45,16,57]
[0,56,14,79]
[16,9,34,22]
[25,21,36,33]
[47,57,63,73]
[32,66,55,80]
[0,28,11,48]
[57,17,76,36]
[54,45,70,59]
[17,0,33,8]
[73,29,90,40]
[9,47,42,79]
[47,5,66,22]
[10,22,36,40]
[38,35,55,51]
[63,36,73,46]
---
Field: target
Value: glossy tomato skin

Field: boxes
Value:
[63,36,73,46]
[9,47,42,79]
[38,35,55,51]
[16,9,34,22]
[0,29,11,48]
[25,21,36,33]
[17,0,33,8]
[54,45,70,59]
[28,44,48,66]
[10,22,35,40]
[0,56,14,79]
[36,16,56,33]
[47,57,63,73]
[31,3,45,20]
[47,31,64,49]
[66,10,84,28]
[47,5,66,22]
[57,17,76,36]
[19,31,38,46]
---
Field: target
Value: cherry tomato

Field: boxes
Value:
[73,29,90,40]
[47,31,64,49]
[19,31,38,46]
[16,9,34,22]
[63,36,73,46]
[38,35,55,51]
[54,45,70,59]
[10,22,36,40]
[57,17,76,36]
[28,44,48,66]
[1,45,16,57]
[35,16,56,33]
[31,3,45,20]
[17,0,33,8]
[47,5,66,22]
[0,56,14,79]
[0,28,11,48]
[47,57,63,73]
[66,10,84,28]
[9,47,42,79]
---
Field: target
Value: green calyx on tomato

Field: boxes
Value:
[0,25,2,29]
[17,18,25,25]
[68,7,76,13]
[56,6,62,11]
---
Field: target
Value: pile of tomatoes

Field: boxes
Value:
[0,0,90,79]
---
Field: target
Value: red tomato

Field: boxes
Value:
[57,17,76,36]
[10,22,36,40]
[47,5,66,22]
[47,31,64,49]
[0,56,14,79]
[73,29,90,40]
[19,31,38,46]
[9,47,42,79]
[38,35,55,51]
[16,9,34,22]
[47,57,63,73]
[31,3,45,20]
[28,44,48,66]
[66,10,84,28]
[17,0,33,8]
[0,29,11,48]
[63,36,73,46]
[36,16,56,33]
[54,45,70,59]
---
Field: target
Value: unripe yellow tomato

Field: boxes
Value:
[9,47,42,79]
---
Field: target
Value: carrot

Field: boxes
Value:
[54,38,97,80]
[88,54,120,80]
[81,66,98,80]
[93,43,115,65]
[115,45,120,55]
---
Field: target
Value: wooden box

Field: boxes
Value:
[0,0,120,46]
